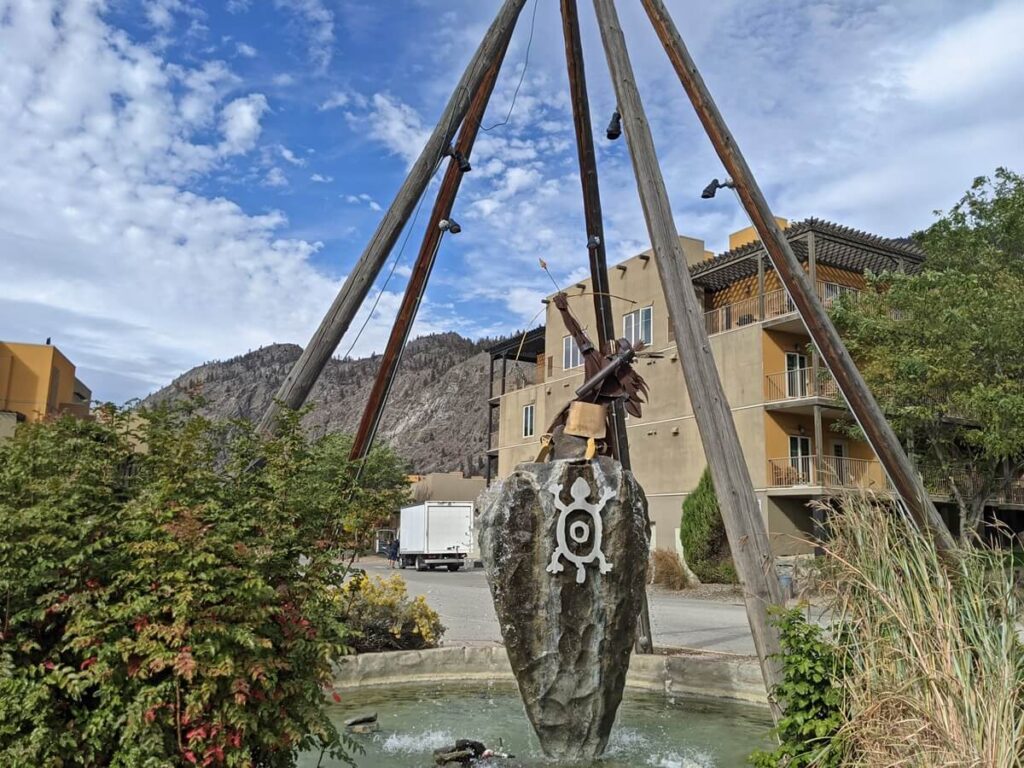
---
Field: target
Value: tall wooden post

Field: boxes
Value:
[592,0,784,718]
[560,0,653,654]
[348,26,514,462]
[640,0,955,551]
[257,0,527,436]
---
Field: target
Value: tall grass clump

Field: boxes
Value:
[823,495,1024,767]
[649,548,690,591]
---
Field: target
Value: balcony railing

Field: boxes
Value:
[768,456,1024,505]
[764,368,841,402]
[705,280,860,336]
[767,456,893,493]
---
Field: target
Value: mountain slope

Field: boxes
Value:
[143,333,492,475]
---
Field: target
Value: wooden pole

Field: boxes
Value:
[560,0,653,655]
[640,0,955,552]
[592,0,784,719]
[257,0,527,436]
[348,26,514,463]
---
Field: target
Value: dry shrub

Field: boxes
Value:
[649,548,689,590]
[822,495,1024,767]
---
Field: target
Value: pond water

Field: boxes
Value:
[303,682,771,768]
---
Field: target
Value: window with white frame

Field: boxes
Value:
[623,306,653,346]
[522,404,535,438]
[562,336,582,370]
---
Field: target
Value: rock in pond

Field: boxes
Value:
[478,457,650,760]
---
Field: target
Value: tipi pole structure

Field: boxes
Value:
[640,0,955,552]
[348,26,514,463]
[257,0,527,437]
[591,0,784,717]
[559,0,654,655]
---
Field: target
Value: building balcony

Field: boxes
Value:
[767,456,893,494]
[763,368,845,416]
[767,457,1024,507]
[704,280,859,336]
[764,368,840,403]
[490,360,538,400]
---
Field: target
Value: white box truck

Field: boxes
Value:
[398,501,473,572]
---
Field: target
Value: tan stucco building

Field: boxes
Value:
[485,219,966,554]
[0,341,92,439]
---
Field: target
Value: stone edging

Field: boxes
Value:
[332,646,768,706]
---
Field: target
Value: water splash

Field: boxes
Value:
[380,730,454,754]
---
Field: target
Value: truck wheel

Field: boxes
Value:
[428,565,437,571]
[446,564,461,572]
[415,556,427,572]
[398,556,406,570]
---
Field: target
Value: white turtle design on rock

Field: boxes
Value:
[546,476,616,584]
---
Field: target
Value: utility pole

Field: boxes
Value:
[560,0,653,654]
[593,0,784,719]
[639,0,955,552]
[349,26,514,462]
[257,0,527,436]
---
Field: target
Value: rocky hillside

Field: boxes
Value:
[143,333,495,475]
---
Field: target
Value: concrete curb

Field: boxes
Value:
[332,646,768,707]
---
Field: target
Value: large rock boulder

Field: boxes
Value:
[478,457,650,759]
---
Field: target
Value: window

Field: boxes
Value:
[562,336,582,370]
[522,404,535,438]
[623,306,653,347]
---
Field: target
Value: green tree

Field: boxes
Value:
[831,168,1024,537]
[679,468,736,583]
[300,433,410,555]
[0,405,370,767]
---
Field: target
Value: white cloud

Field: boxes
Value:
[318,91,350,111]
[219,94,269,154]
[272,73,295,87]
[278,145,305,166]
[273,0,335,72]
[263,167,288,187]
[343,192,381,211]
[0,1,336,401]
[310,173,332,183]
[235,42,257,58]
[355,93,428,166]
[903,2,1024,104]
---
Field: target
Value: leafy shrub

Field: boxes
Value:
[750,609,845,768]
[649,549,689,590]
[340,573,444,653]
[679,468,737,583]
[0,405,408,767]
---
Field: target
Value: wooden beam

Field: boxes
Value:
[640,0,955,552]
[348,23,513,462]
[592,0,784,719]
[257,0,527,436]
[560,0,652,655]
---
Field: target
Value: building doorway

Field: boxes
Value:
[785,352,808,397]
[789,435,812,484]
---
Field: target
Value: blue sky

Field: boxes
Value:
[1,0,1023,403]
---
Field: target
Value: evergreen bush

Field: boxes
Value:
[679,468,737,583]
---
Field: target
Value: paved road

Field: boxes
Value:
[359,558,758,655]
